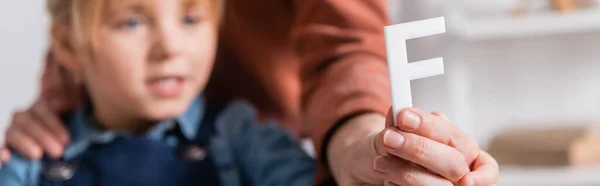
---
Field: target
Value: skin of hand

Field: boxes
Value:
[1,54,80,162]
[326,108,499,186]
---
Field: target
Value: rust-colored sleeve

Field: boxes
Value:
[40,50,84,114]
[291,0,392,184]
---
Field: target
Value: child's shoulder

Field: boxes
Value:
[212,99,295,145]
[209,100,316,186]
[0,151,42,186]
[216,100,258,120]
[212,100,280,135]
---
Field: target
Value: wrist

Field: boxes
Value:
[326,112,386,180]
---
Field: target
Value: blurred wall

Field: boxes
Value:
[398,0,600,147]
[0,1,48,141]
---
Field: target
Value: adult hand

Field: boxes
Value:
[327,108,498,186]
[0,51,81,164]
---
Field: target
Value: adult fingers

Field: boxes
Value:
[377,128,470,182]
[431,111,451,122]
[0,148,11,164]
[396,108,480,164]
[30,100,70,143]
[459,151,499,186]
[5,126,43,160]
[12,112,64,158]
[373,156,454,186]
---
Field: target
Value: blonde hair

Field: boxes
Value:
[47,0,223,51]
[47,0,102,52]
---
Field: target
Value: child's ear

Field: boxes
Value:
[51,23,82,75]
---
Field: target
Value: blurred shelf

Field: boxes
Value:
[448,8,600,40]
[498,166,600,186]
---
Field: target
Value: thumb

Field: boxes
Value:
[385,107,396,128]
[373,129,388,157]
[377,107,403,156]
[374,127,406,157]
[376,107,402,156]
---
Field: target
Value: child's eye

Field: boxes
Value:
[125,18,142,27]
[117,17,144,29]
[183,15,201,25]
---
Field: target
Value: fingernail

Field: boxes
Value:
[27,147,42,160]
[383,130,405,149]
[60,134,70,144]
[49,146,63,159]
[402,111,420,130]
[373,156,391,173]
[464,178,476,186]
[0,150,9,162]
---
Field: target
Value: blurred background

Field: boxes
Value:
[0,2,48,138]
[393,0,600,185]
[2,0,600,185]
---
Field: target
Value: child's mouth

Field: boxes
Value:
[147,76,185,98]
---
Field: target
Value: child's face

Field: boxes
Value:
[59,0,218,123]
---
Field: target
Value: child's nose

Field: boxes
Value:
[149,25,184,62]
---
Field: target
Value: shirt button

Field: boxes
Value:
[180,145,207,162]
[43,162,75,181]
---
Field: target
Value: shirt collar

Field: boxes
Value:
[63,96,204,160]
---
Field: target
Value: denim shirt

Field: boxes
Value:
[0,98,316,186]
